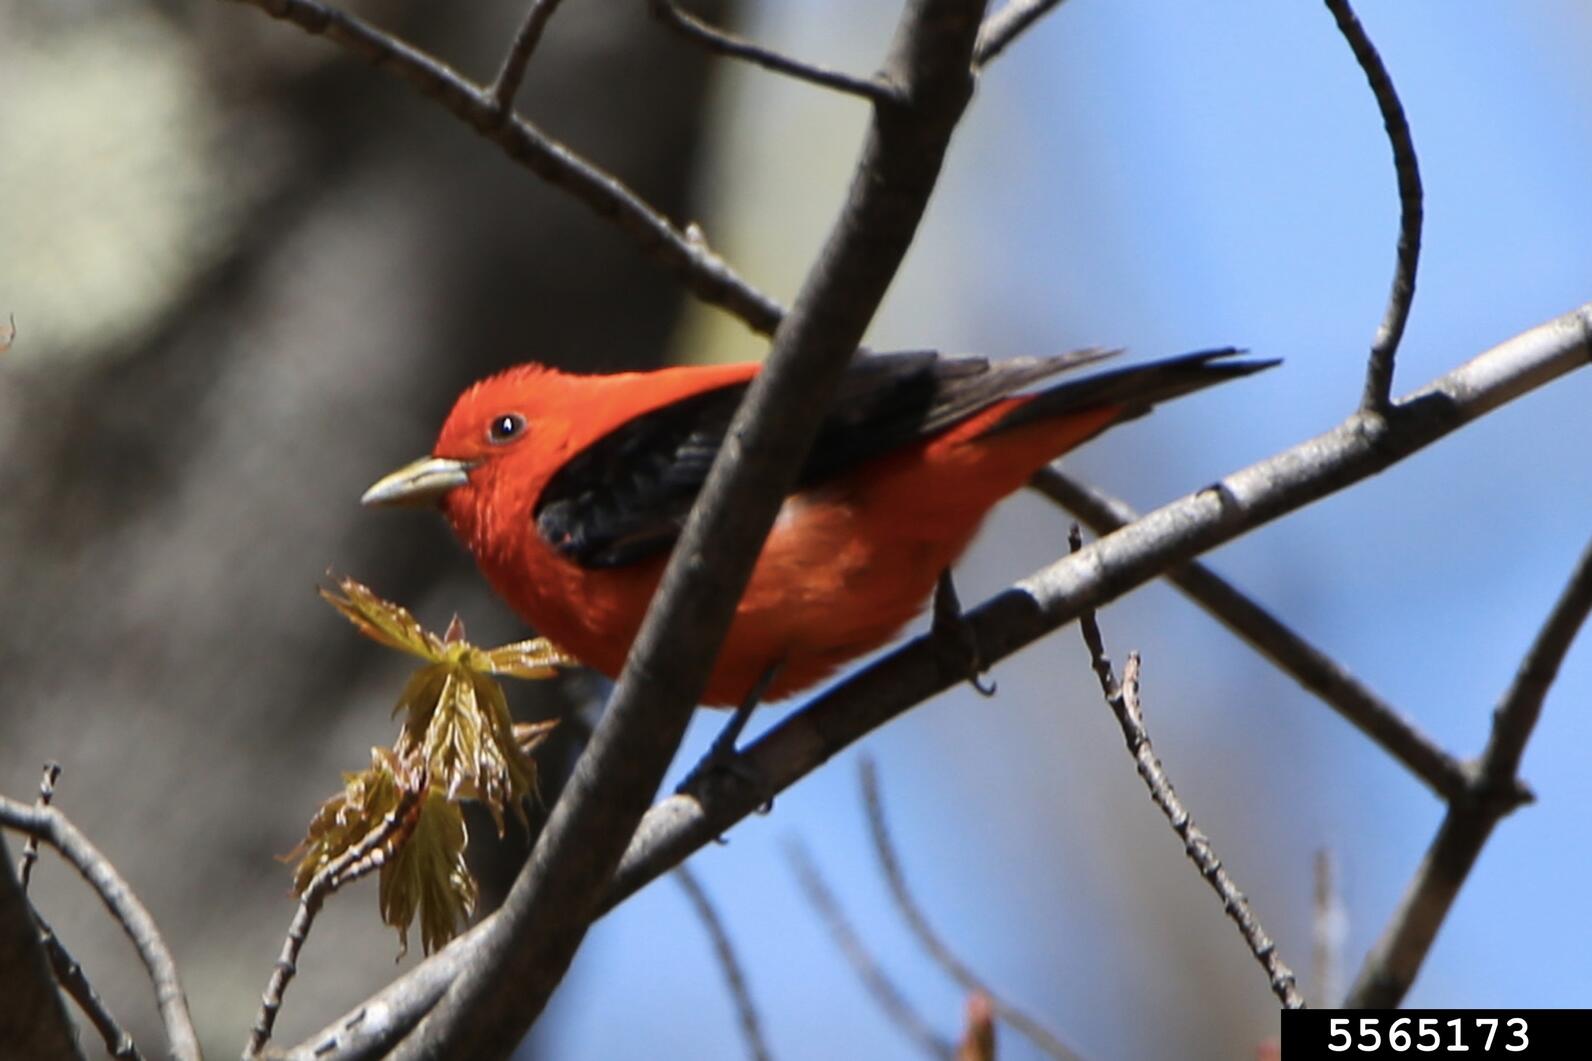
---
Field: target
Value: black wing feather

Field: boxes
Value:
[534,348,1121,568]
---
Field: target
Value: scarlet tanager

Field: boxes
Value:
[362,348,1273,707]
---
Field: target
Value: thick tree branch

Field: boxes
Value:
[674,864,772,1061]
[973,0,1069,67]
[1347,533,1592,1007]
[291,299,1591,1061]
[1029,469,1475,804]
[224,0,787,334]
[862,759,1081,1059]
[0,836,81,1061]
[386,4,988,1058]
[785,838,953,1060]
[650,1,898,104]
[1324,0,1424,411]
[0,797,198,1061]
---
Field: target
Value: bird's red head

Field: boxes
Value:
[362,362,574,564]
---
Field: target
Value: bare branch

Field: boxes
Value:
[1070,618,1303,1008]
[1311,849,1346,1008]
[15,761,60,892]
[1323,0,1424,411]
[384,4,988,1057]
[862,758,1082,1059]
[223,0,786,334]
[674,864,772,1061]
[650,1,898,104]
[0,796,199,1061]
[1030,469,1476,804]
[38,918,143,1061]
[291,301,1591,1061]
[973,0,1069,67]
[784,838,952,1060]
[0,835,81,1061]
[246,788,422,1059]
[487,0,568,118]
[1348,533,1592,1007]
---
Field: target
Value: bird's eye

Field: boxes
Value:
[488,413,526,444]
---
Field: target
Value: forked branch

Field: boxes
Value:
[0,796,199,1061]
[1347,534,1592,1007]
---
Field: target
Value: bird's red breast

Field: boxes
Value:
[363,349,1273,706]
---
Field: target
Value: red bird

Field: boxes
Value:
[363,349,1272,707]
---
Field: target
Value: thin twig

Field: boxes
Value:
[291,301,1592,1061]
[1075,642,1304,1007]
[1067,531,1304,1008]
[783,838,952,1061]
[0,797,200,1061]
[245,787,423,1059]
[1324,0,1424,411]
[1347,533,1592,1007]
[673,864,772,1061]
[650,1,898,104]
[973,0,1068,67]
[225,0,786,334]
[16,761,60,893]
[1031,469,1480,805]
[861,757,1082,1060]
[487,0,568,119]
[1311,849,1346,1008]
[38,917,143,1061]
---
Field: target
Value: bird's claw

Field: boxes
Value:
[933,569,997,697]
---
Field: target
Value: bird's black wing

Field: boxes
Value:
[533,349,1116,568]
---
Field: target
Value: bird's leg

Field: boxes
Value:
[674,660,784,807]
[932,569,996,696]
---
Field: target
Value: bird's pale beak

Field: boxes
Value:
[361,456,474,508]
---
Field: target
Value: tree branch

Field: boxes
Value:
[650,1,898,104]
[1323,0,1424,411]
[38,918,143,1061]
[862,758,1081,1059]
[290,299,1591,1061]
[15,762,60,892]
[0,835,81,1061]
[487,0,568,119]
[1028,469,1475,804]
[1312,849,1346,1008]
[674,864,772,1061]
[385,3,988,1057]
[1068,539,1302,1008]
[246,788,422,1059]
[785,838,952,1060]
[973,0,1069,67]
[223,0,787,334]
[0,797,199,1061]
[1347,532,1592,1007]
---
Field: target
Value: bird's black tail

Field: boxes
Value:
[979,347,1278,437]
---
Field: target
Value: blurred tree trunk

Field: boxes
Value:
[0,0,731,1050]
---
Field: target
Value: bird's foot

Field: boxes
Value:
[674,663,782,815]
[933,569,996,697]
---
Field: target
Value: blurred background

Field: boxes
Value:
[3,1,1590,1058]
